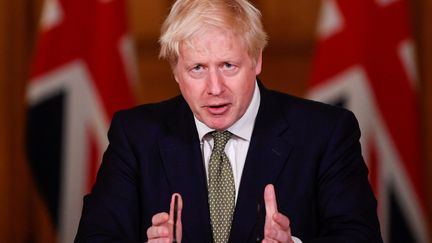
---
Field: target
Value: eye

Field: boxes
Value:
[190,64,204,73]
[188,64,207,78]
[223,62,234,70]
[221,62,238,76]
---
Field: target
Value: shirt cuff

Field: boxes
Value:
[292,236,302,243]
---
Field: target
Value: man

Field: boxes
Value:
[75,0,382,242]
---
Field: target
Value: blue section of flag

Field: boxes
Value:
[389,188,416,243]
[26,92,65,227]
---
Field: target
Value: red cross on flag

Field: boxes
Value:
[26,0,136,242]
[308,0,428,242]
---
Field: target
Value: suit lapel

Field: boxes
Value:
[158,98,212,242]
[230,84,295,242]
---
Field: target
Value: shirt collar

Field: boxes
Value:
[194,81,261,141]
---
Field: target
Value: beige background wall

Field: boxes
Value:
[0,0,430,242]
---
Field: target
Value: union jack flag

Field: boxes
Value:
[26,0,136,242]
[308,0,429,242]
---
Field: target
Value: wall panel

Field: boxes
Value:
[0,0,13,240]
[254,0,319,96]
[128,0,178,103]
[419,0,432,237]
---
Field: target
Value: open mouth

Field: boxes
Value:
[207,103,230,115]
[210,104,227,108]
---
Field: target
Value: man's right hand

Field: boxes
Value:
[147,194,183,243]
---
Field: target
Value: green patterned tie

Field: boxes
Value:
[208,131,235,243]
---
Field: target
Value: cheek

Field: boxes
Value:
[237,79,255,106]
[179,81,202,105]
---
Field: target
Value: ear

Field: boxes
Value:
[255,50,263,75]
[172,65,180,83]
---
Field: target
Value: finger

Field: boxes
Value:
[151,212,170,226]
[266,228,292,243]
[147,238,171,243]
[146,225,170,239]
[273,212,291,231]
[169,193,183,241]
[169,193,183,224]
[264,184,278,223]
[262,237,278,243]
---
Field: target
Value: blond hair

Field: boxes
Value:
[159,0,268,64]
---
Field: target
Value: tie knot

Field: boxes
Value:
[211,131,232,153]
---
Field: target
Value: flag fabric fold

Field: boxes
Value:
[27,0,136,242]
[308,0,428,242]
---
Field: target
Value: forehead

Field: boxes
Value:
[179,27,248,61]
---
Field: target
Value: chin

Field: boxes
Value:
[208,120,232,131]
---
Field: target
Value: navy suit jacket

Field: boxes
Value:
[75,83,382,242]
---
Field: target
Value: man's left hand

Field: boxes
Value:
[262,184,294,243]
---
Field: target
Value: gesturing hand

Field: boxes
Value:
[147,193,183,243]
[263,184,294,243]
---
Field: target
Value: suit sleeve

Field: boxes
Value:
[310,110,382,242]
[74,112,142,243]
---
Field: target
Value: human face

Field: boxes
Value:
[173,27,262,131]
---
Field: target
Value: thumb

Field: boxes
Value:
[169,193,183,242]
[264,184,278,226]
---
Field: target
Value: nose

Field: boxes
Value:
[207,69,224,96]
